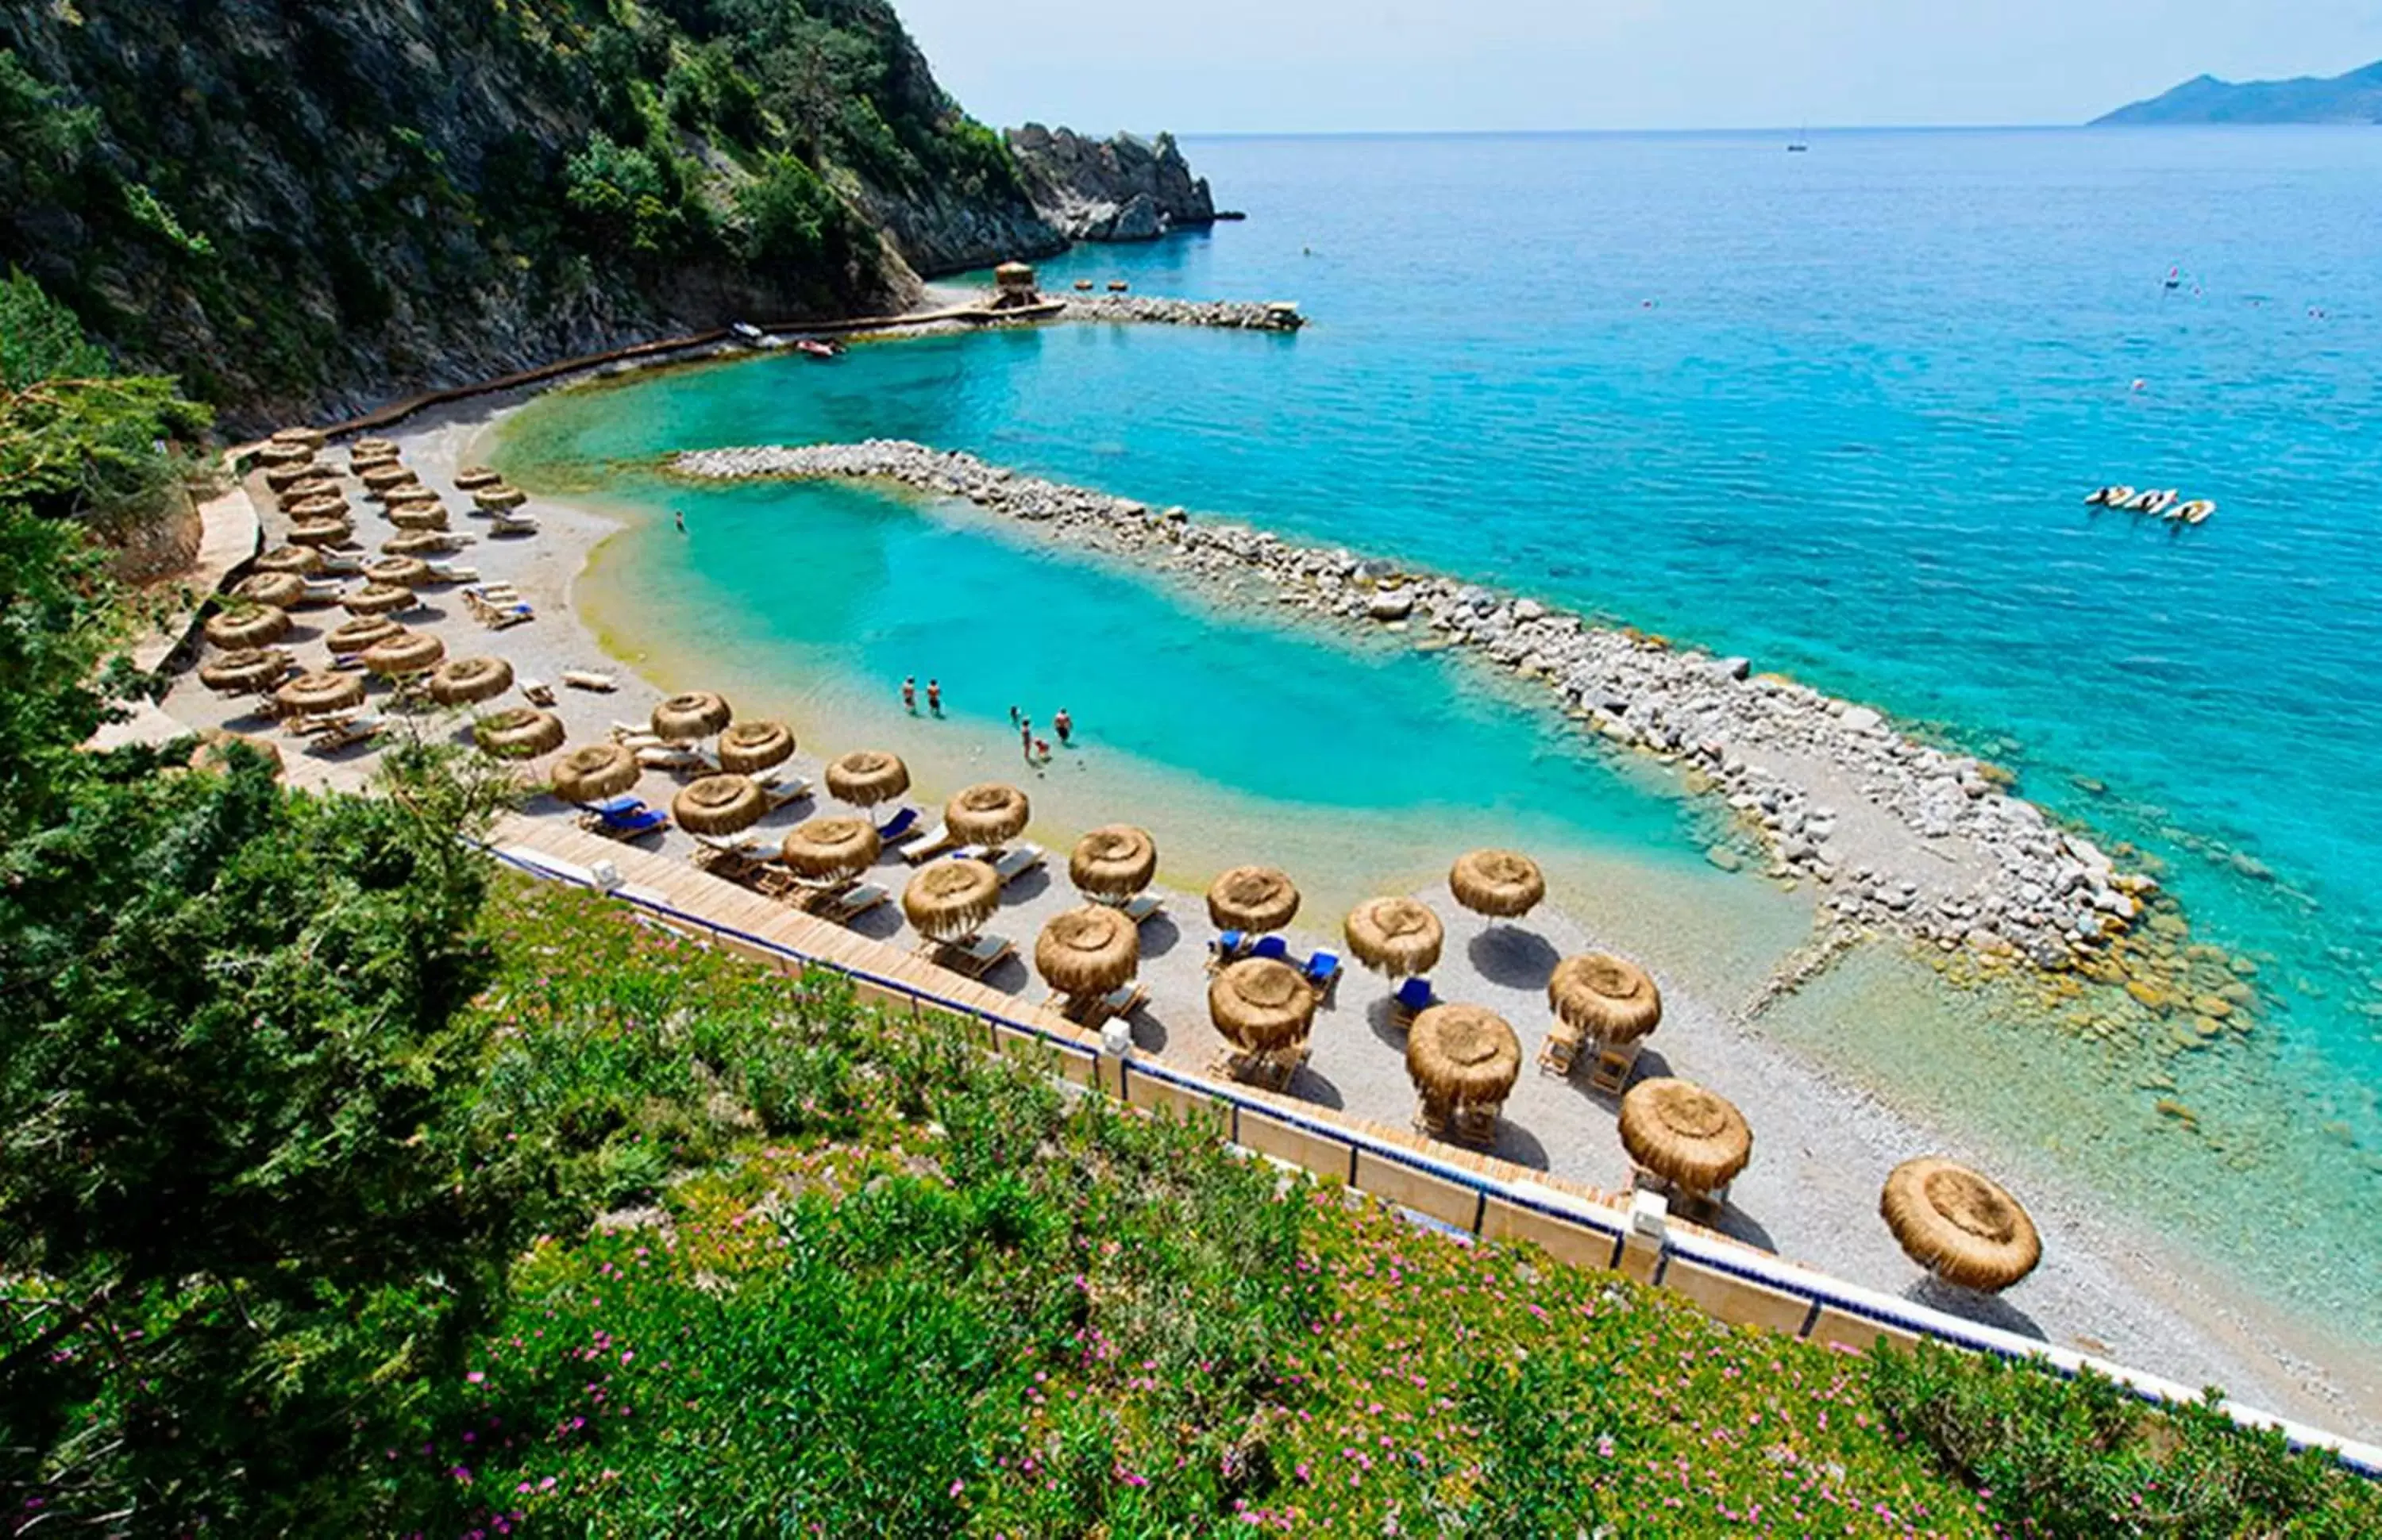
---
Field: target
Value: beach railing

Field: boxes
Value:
[483,822,2382,1479]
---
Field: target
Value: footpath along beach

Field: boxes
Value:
[143,314,2382,1444]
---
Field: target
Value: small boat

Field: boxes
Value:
[2139,489,2178,517]
[2119,489,2160,512]
[793,337,839,360]
[2176,499,2216,525]
[2099,485,2137,510]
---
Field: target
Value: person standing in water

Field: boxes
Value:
[674,509,686,533]
[1008,704,1020,727]
[1019,716,1033,760]
[926,679,942,716]
[901,676,917,714]
[1053,708,1073,747]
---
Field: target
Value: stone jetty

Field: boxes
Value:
[1058,295,1305,331]
[674,440,2157,975]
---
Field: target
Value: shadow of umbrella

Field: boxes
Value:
[1906,1275,2049,1342]
[1467,926,1560,988]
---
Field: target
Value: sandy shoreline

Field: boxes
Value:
[148,364,2380,1440]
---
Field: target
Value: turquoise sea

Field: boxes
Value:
[499,129,2382,1346]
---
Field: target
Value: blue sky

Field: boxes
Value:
[892,0,2382,134]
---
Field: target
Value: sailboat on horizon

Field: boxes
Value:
[1787,123,1810,152]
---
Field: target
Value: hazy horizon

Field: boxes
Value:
[892,0,2382,137]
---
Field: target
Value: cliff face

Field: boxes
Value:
[0,0,1061,429]
[1004,125,1215,241]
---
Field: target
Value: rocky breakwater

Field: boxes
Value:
[1060,295,1305,332]
[1004,125,1217,241]
[673,441,2157,980]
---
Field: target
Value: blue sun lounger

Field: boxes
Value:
[586,800,669,840]
[1208,929,1247,967]
[876,806,921,844]
[1303,949,1343,994]
[1391,976,1434,1025]
[1251,934,1290,964]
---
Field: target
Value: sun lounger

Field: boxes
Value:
[579,801,669,840]
[283,706,362,737]
[585,793,644,817]
[875,806,922,845]
[694,830,770,857]
[901,822,960,864]
[1062,981,1146,1032]
[473,583,522,602]
[754,771,811,810]
[932,931,1014,980]
[1116,893,1165,925]
[316,551,364,575]
[1390,976,1435,1028]
[989,842,1045,887]
[1207,929,1248,969]
[1303,949,1343,997]
[519,678,555,706]
[306,713,384,753]
[635,745,707,773]
[808,881,888,924]
[1250,934,1290,964]
[296,579,342,604]
[561,669,616,693]
[422,561,479,583]
[489,513,539,535]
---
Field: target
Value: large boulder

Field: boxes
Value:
[1004,125,1219,241]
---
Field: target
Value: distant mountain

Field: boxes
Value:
[2095,60,2382,125]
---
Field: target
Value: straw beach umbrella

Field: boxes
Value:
[673,774,765,837]
[204,604,291,650]
[827,750,910,810]
[326,615,403,656]
[382,533,448,558]
[652,691,731,742]
[1035,905,1139,999]
[342,582,414,617]
[475,485,527,512]
[552,742,640,803]
[453,465,504,491]
[387,504,450,532]
[1880,1157,2041,1293]
[474,706,565,759]
[353,436,399,456]
[359,463,415,494]
[1548,953,1663,1045]
[428,655,513,706]
[187,729,283,778]
[1406,1003,1522,1143]
[1344,896,1444,979]
[361,629,445,678]
[1618,1079,1752,1199]
[199,648,291,695]
[286,518,353,547]
[275,669,364,718]
[946,782,1029,846]
[271,426,326,451]
[1070,825,1157,901]
[1451,849,1546,921]
[781,816,881,886]
[904,859,1001,943]
[364,555,434,588]
[232,571,306,609]
[1208,957,1316,1056]
[1208,865,1300,934]
[284,494,349,523]
[717,719,795,774]
[253,544,323,576]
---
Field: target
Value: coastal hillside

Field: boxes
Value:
[1006,125,1218,240]
[0,1,1062,427]
[2095,58,2382,124]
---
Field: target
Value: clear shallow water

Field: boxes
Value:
[499,127,2382,1339]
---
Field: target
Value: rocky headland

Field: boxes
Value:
[1004,125,1219,241]
[674,440,2172,989]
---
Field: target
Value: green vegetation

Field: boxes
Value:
[2,290,2373,1533]
[0,2,1050,413]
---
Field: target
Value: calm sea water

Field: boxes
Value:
[501,128,2382,1327]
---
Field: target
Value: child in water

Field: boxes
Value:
[900,676,917,714]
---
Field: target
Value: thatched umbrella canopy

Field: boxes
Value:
[1208,957,1316,1054]
[1548,954,1663,1045]
[1070,825,1157,900]
[187,729,284,778]
[353,436,400,457]
[258,442,313,469]
[474,485,527,512]
[673,774,765,837]
[285,518,353,548]
[275,669,364,717]
[361,629,445,678]
[946,782,1030,845]
[262,465,315,495]
[387,504,450,532]
[1207,865,1300,934]
[270,426,326,451]
[1451,849,1547,920]
[1344,896,1445,979]
[385,483,442,506]
[342,582,414,617]
[1619,1079,1752,1195]
[325,615,403,656]
[285,493,349,522]
[428,654,513,706]
[781,816,881,885]
[1035,905,1139,998]
[453,465,504,491]
[198,648,290,694]
[381,532,448,558]
[204,604,291,651]
[651,691,731,742]
[359,463,416,493]
[253,544,323,576]
[1881,1157,2041,1293]
[364,555,434,588]
[903,859,1001,943]
[1407,1004,1522,1107]
[232,571,305,609]
[716,719,795,774]
[827,749,909,809]
[473,706,565,759]
[551,742,640,803]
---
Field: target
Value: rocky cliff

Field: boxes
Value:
[1003,125,1216,241]
[0,1,1062,429]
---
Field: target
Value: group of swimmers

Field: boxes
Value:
[899,677,1073,766]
